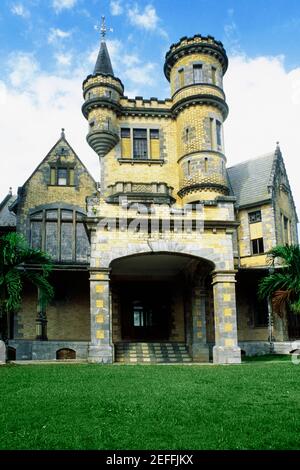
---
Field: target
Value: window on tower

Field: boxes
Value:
[193,64,202,83]
[178,68,185,88]
[211,67,217,85]
[216,120,222,147]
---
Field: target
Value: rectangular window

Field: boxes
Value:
[283,216,290,245]
[121,128,130,138]
[50,168,56,185]
[251,238,264,255]
[60,223,73,261]
[76,223,90,262]
[150,129,159,139]
[133,129,148,159]
[57,168,68,186]
[216,120,222,147]
[178,68,185,88]
[248,210,262,223]
[45,222,58,259]
[212,67,217,85]
[209,118,214,149]
[31,222,42,249]
[193,64,202,83]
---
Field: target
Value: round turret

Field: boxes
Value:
[82,34,123,159]
[164,35,230,202]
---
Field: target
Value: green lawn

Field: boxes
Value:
[0,361,300,450]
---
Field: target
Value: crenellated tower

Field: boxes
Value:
[164,35,229,203]
[82,17,123,186]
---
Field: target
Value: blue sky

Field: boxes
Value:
[1,0,300,218]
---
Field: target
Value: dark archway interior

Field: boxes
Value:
[110,252,214,342]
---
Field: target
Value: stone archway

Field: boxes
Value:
[88,247,241,364]
[109,252,214,361]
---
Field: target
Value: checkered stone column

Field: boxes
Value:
[88,268,113,363]
[191,287,209,362]
[212,271,241,364]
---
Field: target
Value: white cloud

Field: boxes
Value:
[52,0,77,13]
[127,4,167,38]
[48,28,72,44]
[110,0,123,16]
[8,52,39,87]
[224,54,300,213]
[11,3,30,18]
[0,60,98,202]
[224,9,241,56]
[128,4,158,30]
[55,53,72,66]
[124,63,156,86]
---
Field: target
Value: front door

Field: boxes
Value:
[121,283,170,341]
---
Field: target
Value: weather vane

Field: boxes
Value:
[95,15,113,42]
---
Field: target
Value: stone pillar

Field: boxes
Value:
[212,271,241,364]
[88,268,113,363]
[191,287,209,362]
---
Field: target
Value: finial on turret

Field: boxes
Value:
[9,187,12,195]
[61,128,65,139]
[101,16,107,42]
[95,15,113,43]
[275,141,282,156]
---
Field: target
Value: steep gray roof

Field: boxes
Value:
[0,193,17,228]
[94,41,114,75]
[227,153,275,207]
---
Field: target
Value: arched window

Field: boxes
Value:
[30,208,90,263]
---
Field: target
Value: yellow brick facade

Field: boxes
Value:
[7,33,298,363]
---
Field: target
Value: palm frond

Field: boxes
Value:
[258,272,293,299]
[4,268,23,312]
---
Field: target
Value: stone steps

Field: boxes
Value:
[115,342,192,363]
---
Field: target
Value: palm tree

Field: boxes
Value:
[0,232,54,341]
[258,244,300,316]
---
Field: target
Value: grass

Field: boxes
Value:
[0,361,300,450]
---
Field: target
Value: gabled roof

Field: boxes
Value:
[11,130,97,214]
[94,41,114,75]
[227,152,276,208]
[227,146,298,220]
[0,192,17,228]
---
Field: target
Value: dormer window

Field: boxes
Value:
[50,165,75,186]
[57,168,68,186]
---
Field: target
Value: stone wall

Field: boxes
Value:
[14,271,90,341]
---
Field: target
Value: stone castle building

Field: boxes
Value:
[0,29,299,363]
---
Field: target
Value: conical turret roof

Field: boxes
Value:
[94,41,114,75]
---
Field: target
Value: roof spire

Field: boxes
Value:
[101,15,107,42]
[93,15,114,75]
[61,128,65,139]
[9,187,12,195]
[275,141,281,155]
